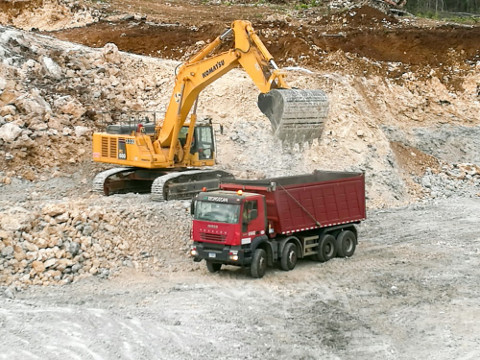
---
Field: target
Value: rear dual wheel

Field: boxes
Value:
[335,230,356,258]
[315,234,336,262]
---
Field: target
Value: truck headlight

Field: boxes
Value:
[190,247,198,257]
[229,251,239,261]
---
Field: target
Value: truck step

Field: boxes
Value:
[302,235,319,256]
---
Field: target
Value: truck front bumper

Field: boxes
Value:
[191,242,252,267]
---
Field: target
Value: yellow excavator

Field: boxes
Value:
[92,20,328,200]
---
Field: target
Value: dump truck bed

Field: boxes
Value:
[220,170,366,235]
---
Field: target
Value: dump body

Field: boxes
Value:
[219,170,366,236]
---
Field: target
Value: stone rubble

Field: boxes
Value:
[420,163,480,199]
[0,0,101,31]
[0,196,194,287]
[0,25,173,179]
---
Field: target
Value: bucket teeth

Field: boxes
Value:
[258,89,329,143]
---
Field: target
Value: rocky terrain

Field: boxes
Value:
[0,0,480,358]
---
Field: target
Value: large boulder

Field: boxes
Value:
[42,56,63,79]
[14,92,52,117]
[0,122,22,142]
[102,43,122,64]
[54,96,86,119]
[0,209,33,232]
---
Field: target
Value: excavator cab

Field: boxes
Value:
[190,125,215,160]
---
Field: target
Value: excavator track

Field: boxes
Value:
[258,89,329,143]
[151,169,234,201]
[93,167,132,195]
[93,168,234,200]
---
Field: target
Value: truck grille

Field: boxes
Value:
[200,232,226,242]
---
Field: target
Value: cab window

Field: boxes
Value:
[242,200,258,223]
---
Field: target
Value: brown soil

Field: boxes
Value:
[0,0,43,16]
[47,4,480,90]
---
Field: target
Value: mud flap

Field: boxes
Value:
[258,89,329,143]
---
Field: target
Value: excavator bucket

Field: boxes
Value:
[258,89,329,143]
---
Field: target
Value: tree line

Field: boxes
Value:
[405,0,480,14]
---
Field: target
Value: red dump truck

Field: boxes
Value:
[190,170,366,278]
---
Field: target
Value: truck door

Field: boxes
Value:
[241,198,265,242]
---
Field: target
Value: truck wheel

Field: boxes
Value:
[335,230,356,258]
[206,261,222,273]
[315,234,336,262]
[250,248,267,278]
[280,243,297,271]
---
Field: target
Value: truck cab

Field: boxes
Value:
[191,190,267,267]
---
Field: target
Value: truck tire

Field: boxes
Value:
[335,230,356,258]
[206,261,222,273]
[280,243,297,271]
[250,248,267,278]
[315,234,336,262]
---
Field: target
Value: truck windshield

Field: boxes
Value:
[194,201,240,224]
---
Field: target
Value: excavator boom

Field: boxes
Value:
[156,20,328,148]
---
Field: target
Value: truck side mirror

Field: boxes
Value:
[190,200,196,216]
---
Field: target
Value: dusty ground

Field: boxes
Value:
[1,0,480,359]
[1,198,479,359]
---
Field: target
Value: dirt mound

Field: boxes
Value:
[319,5,399,28]
[0,26,174,180]
[50,21,225,59]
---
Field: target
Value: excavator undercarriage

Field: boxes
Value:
[93,167,233,201]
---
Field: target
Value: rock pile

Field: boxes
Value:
[0,0,101,31]
[0,196,194,287]
[0,25,173,179]
[420,163,480,199]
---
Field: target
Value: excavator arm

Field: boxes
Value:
[155,20,327,162]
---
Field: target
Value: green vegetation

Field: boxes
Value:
[414,10,480,23]
[294,0,321,10]
[406,0,480,15]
